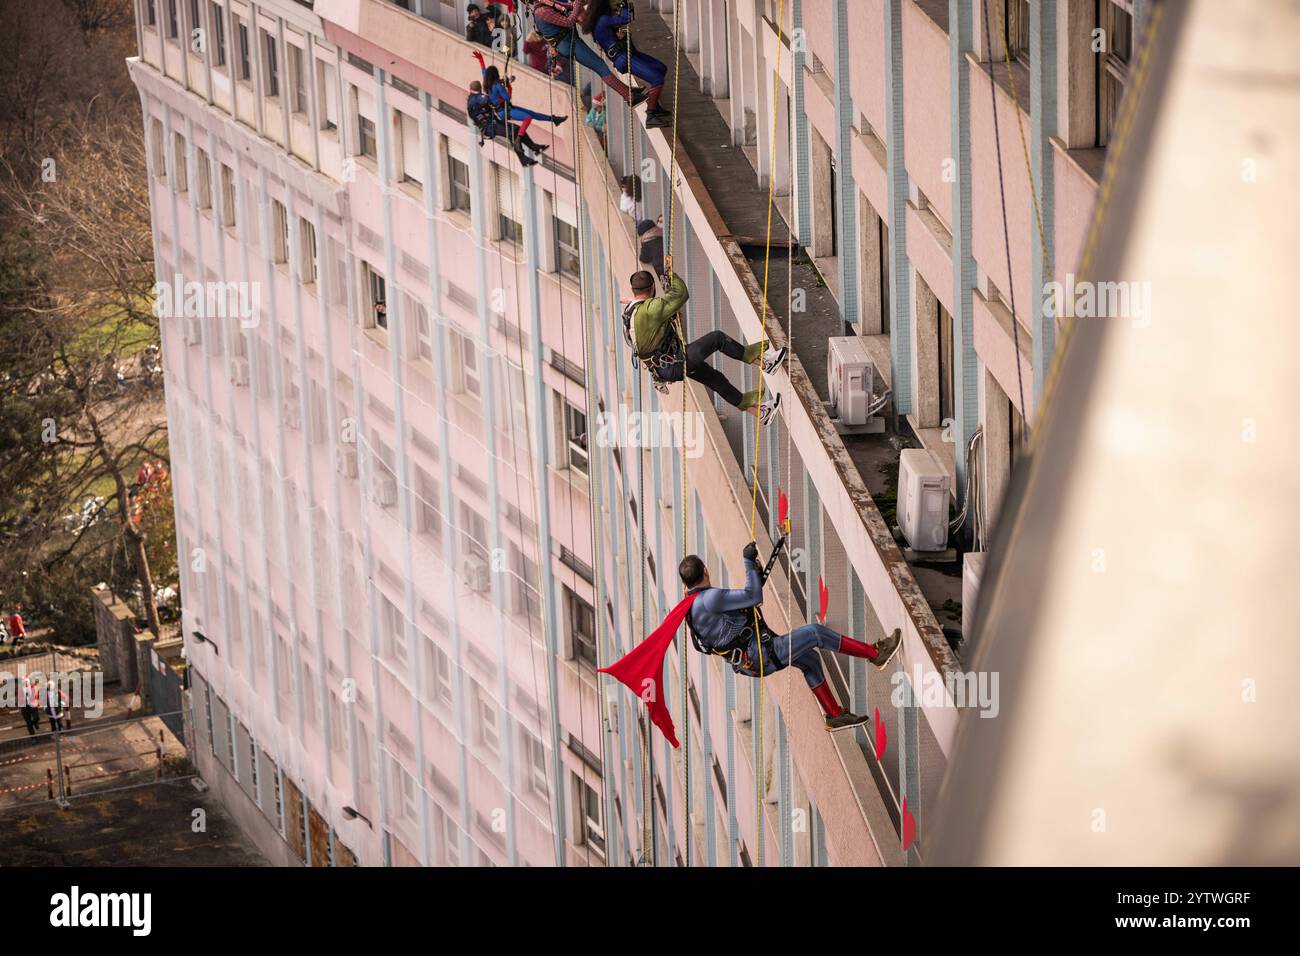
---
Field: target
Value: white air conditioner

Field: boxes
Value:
[962,551,986,639]
[336,445,358,478]
[898,448,951,552]
[460,552,490,594]
[827,336,880,430]
[230,357,250,386]
[371,472,398,508]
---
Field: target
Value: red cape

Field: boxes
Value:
[598,593,698,749]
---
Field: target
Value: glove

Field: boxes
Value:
[742,542,759,563]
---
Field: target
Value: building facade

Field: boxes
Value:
[131,0,1135,866]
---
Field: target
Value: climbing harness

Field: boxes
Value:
[621,298,684,394]
[683,536,788,677]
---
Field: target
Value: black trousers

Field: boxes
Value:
[20,706,39,736]
[658,330,750,408]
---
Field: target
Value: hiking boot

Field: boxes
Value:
[553,114,569,126]
[825,711,870,732]
[758,392,782,425]
[762,345,788,375]
[630,86,650,107]
[871,627,902,669]
[646,109,672,129]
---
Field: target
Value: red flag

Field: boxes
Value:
[873,707,887,761]
[777,486,789,528]
[818,575,829,623]
[598,594,699,749]
[902,797,917,851]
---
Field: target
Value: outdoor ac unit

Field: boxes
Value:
[230,357,250,386]
[371,472,398,508]
[898,448,951,552]
[336,445,358,478]
[827,336,875,426]
[962,551,986,639]
[460,553,491,594]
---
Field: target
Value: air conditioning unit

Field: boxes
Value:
[827,336,882,432]
[336,445,358,478]
[230,357,250,386]
[460,552,490,594]
[897,448,951,552]
[371,472,398,508]
[962,551,986,639]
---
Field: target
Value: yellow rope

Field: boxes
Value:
[745,0,787,869]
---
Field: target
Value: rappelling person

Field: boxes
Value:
[467,79,550,167]
[677,546,900,730]
[473,51,569,141]
[584,0,672,128]
[622,262,786,424]
[598,541,903,746]
[532,0,651,107]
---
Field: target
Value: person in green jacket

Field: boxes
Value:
[622,265,787,423]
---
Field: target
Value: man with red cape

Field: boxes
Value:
[600,542,902,747]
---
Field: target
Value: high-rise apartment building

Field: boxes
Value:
[131,0,1131,865]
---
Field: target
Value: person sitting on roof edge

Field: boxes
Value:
[473,51,569,143]
[532,0,650,107]
[583,0,673,128]
[622,263,786,424]
[467,80,550,167]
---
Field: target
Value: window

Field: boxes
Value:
[397,110,422,185]
[474,685,500,757]
[1003,0,1030,66]
[508,545,540,624]
[390,758,418,823]
[1098,0,1134,147]
[449,327,480,398]
[299,218,318,284]
[424,635,453,709]
[495,164,523,243]
[317,60,338,130]
[566,587,597,668]
[414,466,441,538]
[448,149,471,213]
[195,147,212,208]
[220,162,237,228]
[272,200,289,264]
[938,303,954,425]
[575,775,604,854]
[172,133,188,192]
[210,2,226,67]
[262,30,280,97]
[363,262,387,330]
[166,0,179,39]
[288,44,308,114]
[188,0,202,45]
[237,18,251,81]
[380,593,408,672]
[437,806,461,866]
[358,115,377,159]
[459,503,488,563]
[520,730,548,797]
[552,198,580,278]
[146,0,156,27]
[558,398,588,475]
[402,292,432,363]
[150,119,166,181]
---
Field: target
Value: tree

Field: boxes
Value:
[0,108,169,635]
